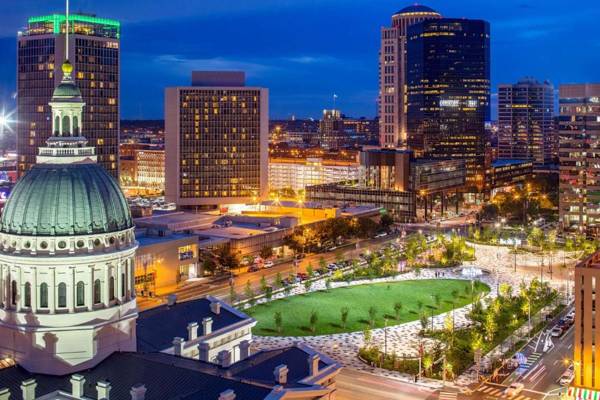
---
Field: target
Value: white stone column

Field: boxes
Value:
[88,266,94,310]
[69,112,73,136]
[103,266,110,307]
[17,267,23,311]
[0,264,4,308]
[130,257,136,299]
[49,267,56,314]
[30,269,37,313]
[68,267,75,312]
[117,261,123,302]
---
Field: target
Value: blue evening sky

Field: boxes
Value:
[0,0,598,120]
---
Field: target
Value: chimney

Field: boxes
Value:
[210,301,221,315]
[218,350,232,368]
[273,364,289,385]
[130,384,147,400]
[20,379,36,400]
[187,322,199,341]
[70,375,86,398]
[167,294,177,306]
[0,388,10,400]
[96,381,111,400]
[198,342,210,362]
[173,337,185,356]
[218,389,236,400]
[239,340,251,360]
[308,354,320,377]
[202,317,213,336]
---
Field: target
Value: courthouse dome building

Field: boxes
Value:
[0,60,138,375]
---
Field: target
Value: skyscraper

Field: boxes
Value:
[378,5,441,148]
[165,71,268,209]
[319,109,344,149]
[406,18,490,191]
[498,78,555,165]
[17,14,120,178]
[559,84,600,236]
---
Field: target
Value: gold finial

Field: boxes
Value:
[62,60,73,76]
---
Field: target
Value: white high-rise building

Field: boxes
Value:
[378,5,441,148]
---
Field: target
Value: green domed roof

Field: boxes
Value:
[52,81,83,100]
[1,163,133,236]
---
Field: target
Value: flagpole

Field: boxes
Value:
[65,0,70,60]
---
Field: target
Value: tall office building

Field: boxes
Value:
[498,78,555,165]
[406,18,490,191]
[17,14,120,178]
[378,5,441,148]
[319,109,344,149]
[559,84,600,237]
[573,251,600,394]
[165,71,268,209]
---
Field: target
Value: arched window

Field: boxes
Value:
[121,273,126,297]
[40,283,48,308]
[93,279,101,304]
[72,116,79,135]
[62,115,70,135]
[24,283,31,308]
[11,280,17,305]
[109,276,115,301]
[76,281,85,307]
[58,283,67,308]
[54,116,60,135]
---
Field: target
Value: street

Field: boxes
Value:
[336,369,438,400]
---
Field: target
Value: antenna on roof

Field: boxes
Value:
[65,0,70,60]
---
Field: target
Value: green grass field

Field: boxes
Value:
[246,279,489,336]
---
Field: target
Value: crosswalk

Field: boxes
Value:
[523,352,541,370]
[438,391,457,400]
[476,385,533,399]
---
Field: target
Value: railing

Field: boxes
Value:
[38,147,95,157]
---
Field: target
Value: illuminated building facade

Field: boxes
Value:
[498,78,555,165]
[269,157,360,191]
[319,109,345,149]
[17,14,120,178]
[559,84,600,237]
[165,71,268,208]
[379,5,441,147]
[406,18,490,191]
[573,251,600,392]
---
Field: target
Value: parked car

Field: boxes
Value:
[248,264,260,272]
[559,365,574,386]
[558,318,572,329]
[264,261,274,268]
[297,272,308,281]
[504,382,524,398]
[550,326,564,337]
[374,232,388,238]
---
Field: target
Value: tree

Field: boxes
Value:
[274,311,283,333]
[363,329,372,346]
[229,286,237,304]
[340,307,349,329]
[260,276,268,293]
[423,355,433,377]
[244,280,254,301]
[309,310,319,333]
[368,306,377,327]
[283,284,292,297]
[433,294,441,310]
[265,286,273,302]
[484,312,497,341]
[325,279,332,291]
[260,246,274,260]
[394,302,403,320]
[306,263,314,278]
[420,314,428,331]
[303,279,312,293]
[202,257,217,274]
[274,272,283,289]
[444,313,455,344]
[319,257,327,271]
[380,213,394,230]
[480,203,499,221]
[416,300,424,314]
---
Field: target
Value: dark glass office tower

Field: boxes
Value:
[406,18,490,191]
[17,14,120,178]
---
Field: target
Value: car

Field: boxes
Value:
[374,232,388,238]
[264,261,274,268]
[248,265,260,272]
[559,366,574,386]
[558,318,572,329]
[551,326,564,337]
[504,382,524,398]
[295,253,306,260]
[297,272,308,281]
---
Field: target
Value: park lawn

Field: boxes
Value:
[246,279,489,336]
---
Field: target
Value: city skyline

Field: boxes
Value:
[0,0,599,120]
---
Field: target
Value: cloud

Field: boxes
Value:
[285,55,339,64]
[153,54,275,78]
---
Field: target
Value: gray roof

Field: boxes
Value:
[136,297,252,352]
[395,4,439,14]
[0,163,133,236]
[0,352,272,400]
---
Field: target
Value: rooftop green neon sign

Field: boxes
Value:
[28,14,120,34]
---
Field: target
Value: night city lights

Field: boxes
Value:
[0,0,598,399]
